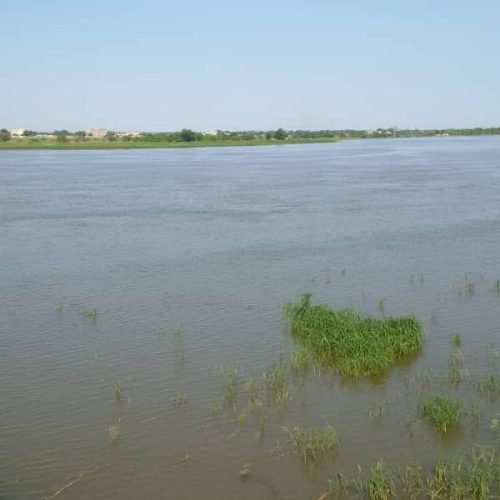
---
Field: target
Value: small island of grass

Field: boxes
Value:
[285,293,424,378]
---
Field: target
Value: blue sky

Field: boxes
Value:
[1,0,499,131]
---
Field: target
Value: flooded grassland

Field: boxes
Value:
[1,137,500,498]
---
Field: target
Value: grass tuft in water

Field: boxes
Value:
[422,396,461,433]
[467,447,495,499]
[285,293,423,377]
[478,374,500,399]
[448,349,464,386]
[288,425,338,463]
[108,423,120,443]
[172,390,187,405]
[366,460,394,500]
[81,308,98,320]
[218,364,239,406]
[400,461,424,499]
[264,358,290,406]
[172,326,185,337]
[114,381,122,401]
[453,332,462,347]
[290,346,312,375]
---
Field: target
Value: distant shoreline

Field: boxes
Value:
[0,133,499,151]
[0,137,341,151]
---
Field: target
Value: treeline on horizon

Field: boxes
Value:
[2,126,500,143]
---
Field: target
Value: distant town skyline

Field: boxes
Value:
[2,1,500,131]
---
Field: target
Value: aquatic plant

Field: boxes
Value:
[81,308,97,320]
[218,364,238,406]
[448,349,464,386]
[242,358,291,408]
[422,396,461,433]
[453,332,462,347]
[320,447,498,499]
[264,358,290,406]
[114,381,122,401]
[399,461,424,499]
[326,472,348,497]
[172,390,187,405]
[406,415,421,437]
[366,460,394,500]
[428,459,467,498]
[409,273,424,286]
[290,346,312,375]
[288,425,338,463]
[465,281,475,296]
[285,294,423,377]
[108,423,120,443]
[467,447,495,500]
[172,326,185,337]
[378,298,386,313]
[478,374,500,399]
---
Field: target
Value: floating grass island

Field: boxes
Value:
[285,293,424,378]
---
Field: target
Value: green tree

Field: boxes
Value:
[0,129,10,142]
[179,128,199,142]
[265,131,273,140]
[273,128,287,140]
[56,134,68,143]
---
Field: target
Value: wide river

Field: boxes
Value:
[1,137,500,499]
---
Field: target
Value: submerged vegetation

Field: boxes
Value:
[285,294,423,377]
[108,423,121,443]
[40,278,500,498]
[321,447,499,499]
[478,374,500,399]
[114,381,122,401]
[80,308,98,321]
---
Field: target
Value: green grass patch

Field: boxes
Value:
[478,374,500,399]
[285,293,423,377]
[0,137,340,151]
[422,396,461,433]
[288,425,338,463]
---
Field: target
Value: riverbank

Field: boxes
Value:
[0,137,340,151]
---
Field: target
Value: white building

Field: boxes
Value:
[116,131,141,138]
[10,128,25,137]
[85,128,108,138]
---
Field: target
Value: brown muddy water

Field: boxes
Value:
[1,137,500,499]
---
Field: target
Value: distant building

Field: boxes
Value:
[10,128,25,137]
[204,130,218,136]
[85,128,108,138]
[116,131,142,138]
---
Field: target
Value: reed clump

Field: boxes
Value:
[422,396,461,433]
[322,447,497,499]
[285,294,423,377]
[478,374,500,399]
[288,425,338,463]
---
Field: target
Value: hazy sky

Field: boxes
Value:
[2,0,499,131]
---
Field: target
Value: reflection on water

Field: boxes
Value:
[1,137,500,498]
